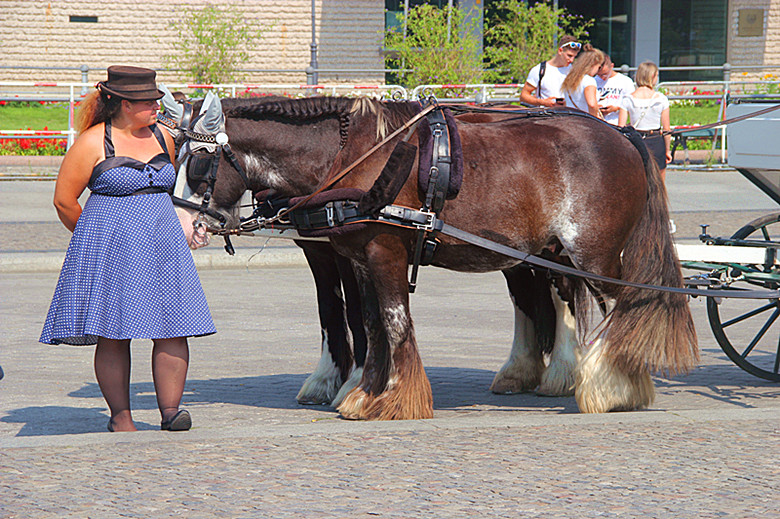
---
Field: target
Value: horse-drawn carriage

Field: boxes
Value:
[678,98,780,382]
[159,90,778,420]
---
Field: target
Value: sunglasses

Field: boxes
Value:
[560,41,582,50]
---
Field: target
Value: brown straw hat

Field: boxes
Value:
[96,65,164,101]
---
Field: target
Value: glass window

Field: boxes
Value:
[557,0,632,68]
[660,0,728,81]
[385,1,457,33]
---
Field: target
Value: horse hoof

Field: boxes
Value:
[296,366,343,406]
[536,363,576,397]
[337,387,370,420]
[575,339,655,412]
[489,370,541,394]
[331,367,363,408]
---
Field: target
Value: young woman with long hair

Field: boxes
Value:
[618,61,672,182]
[560,44,605,118]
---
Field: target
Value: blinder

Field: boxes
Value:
[186,150,217,184]
[168,99,253,255]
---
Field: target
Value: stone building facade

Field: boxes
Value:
[1,0,779,87]
[0,0,385,84]
[728,0,780,79]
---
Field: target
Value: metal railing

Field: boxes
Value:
[0,81,410,151]
[2,73,778,161]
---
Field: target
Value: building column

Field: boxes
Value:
[632,0,661,65]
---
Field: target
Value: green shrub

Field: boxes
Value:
[384,4,483,94]
[484,0,592,84]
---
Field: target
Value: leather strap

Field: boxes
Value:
[436,222,780,300]
[266,104,437,225]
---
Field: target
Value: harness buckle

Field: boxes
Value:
[325,203,336,228]
[415,210,437,232]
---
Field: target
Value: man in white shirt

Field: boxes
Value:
[595,54,635,125]
[520,35,581,107]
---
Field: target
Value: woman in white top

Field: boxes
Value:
[618,61,672,181]
[560,45,605,119]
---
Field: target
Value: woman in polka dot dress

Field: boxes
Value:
[40,66,216,432]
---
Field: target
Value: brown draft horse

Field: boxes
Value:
[169,93,698,419]
[164,92,577,409]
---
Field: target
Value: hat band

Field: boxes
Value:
[105,83,158,92]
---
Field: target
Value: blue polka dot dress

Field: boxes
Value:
[40,122,216,345]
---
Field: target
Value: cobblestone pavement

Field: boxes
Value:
[2,269,779,518]
[1,173,779,517]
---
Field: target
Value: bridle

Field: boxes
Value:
[165,100,254,254]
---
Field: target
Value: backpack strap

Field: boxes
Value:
[537,61,547,98]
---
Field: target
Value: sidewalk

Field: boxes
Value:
[3,267,778,518]
[2,172,778,517]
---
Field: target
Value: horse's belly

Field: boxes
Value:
[430,243,526,273]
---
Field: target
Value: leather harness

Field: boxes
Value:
[171,100,780,301]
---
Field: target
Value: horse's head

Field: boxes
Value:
[159,89,243,248]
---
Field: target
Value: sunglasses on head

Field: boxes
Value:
[560,41,582,50]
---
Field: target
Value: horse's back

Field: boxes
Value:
[418,113,650,270]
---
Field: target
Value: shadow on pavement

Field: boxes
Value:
[5,367,582,436]
[1,406,114,436]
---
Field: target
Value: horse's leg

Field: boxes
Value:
[551,251,655,412]
[537,280,578,397]
[490,266,546,394]
[337,234,433,420]
[569,159,698,413]
[295,241,354,405]
[330,255,367,408]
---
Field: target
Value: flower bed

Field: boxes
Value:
[0,128,67,156]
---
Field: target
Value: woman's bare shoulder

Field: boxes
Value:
[63,123,105,168]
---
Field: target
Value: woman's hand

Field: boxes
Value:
[584,85,603,118]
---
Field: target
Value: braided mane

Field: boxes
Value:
[226,97,356,148]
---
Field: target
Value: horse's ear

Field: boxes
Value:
[201,92,225,132]
[158,84,183,123]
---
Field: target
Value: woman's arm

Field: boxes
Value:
[584,85,603,118]
[162,127,176,166]
[618,108,628,126]
[53,127,102,232]
[661,106,672,162]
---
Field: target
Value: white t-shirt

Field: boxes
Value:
[620,92,670,130]
[525,62,571,100]
[595,72,635,125]
[563,75,597,113]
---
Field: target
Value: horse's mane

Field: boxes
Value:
[224,96,422,143]
[349,97,421,141]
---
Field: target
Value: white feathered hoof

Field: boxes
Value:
[296,362,343,406]
[536,358,576,397]
[296,373,341,405]
[331,367,363,408]
[574,339,655,413]
[490,357,544,394]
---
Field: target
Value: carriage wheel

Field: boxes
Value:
[706,212,780,382]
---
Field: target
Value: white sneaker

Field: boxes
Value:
[669,219,677,234]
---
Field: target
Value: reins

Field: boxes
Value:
[665,102,780,136]
[170,97,780,300]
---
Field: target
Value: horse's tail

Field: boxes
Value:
[604,129,698,375]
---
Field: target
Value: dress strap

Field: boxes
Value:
[150,124,171,157]
[104,120,115,158]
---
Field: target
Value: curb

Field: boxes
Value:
[0,248,308,273]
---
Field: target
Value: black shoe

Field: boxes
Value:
[161,410,191,431]
[107,419,115,432]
